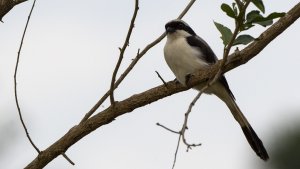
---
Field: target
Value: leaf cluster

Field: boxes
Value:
[215,0,285,46]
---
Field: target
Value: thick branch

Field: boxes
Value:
[25,2,300,169]
[0,0,27,22]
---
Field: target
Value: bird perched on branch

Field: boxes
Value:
[163,19,269,161]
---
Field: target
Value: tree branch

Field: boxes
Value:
[80,0,196,123]
[14,0,39,153]
[109,0,139,106]
[13,0,75,165]
[25,2,300,169]
[0,0,28,22]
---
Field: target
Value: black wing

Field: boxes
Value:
[186,35,235,99]
[186,35,218,64]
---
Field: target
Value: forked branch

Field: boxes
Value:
[109,0,139,106]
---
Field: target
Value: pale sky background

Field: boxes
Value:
[0,0,300,169]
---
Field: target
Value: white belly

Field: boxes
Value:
[164,37,209,85]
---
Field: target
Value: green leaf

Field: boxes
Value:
[251,12,285,27]
[245,11,285,27]
[252,13,284,22]
[266,12,286,20]
[221,3,236,18]
[252,12,285,26]
[255,20,273,27]
[214,21,233,46]
[246,10,261,23]
[233,34,255,46]
[251,0,265,13]
[243,10,261,29]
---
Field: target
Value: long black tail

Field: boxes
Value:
[215,83,269,160]
[241,125,269,160]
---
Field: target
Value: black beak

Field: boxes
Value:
[166,27,176,33]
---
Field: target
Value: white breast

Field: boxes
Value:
[164,37,208,85]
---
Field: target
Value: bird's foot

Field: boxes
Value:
[185,73,193,85]
[173,78,180,84]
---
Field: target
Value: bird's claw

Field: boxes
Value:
[185,74,193,85]
[173,78,180,84]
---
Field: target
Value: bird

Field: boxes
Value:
[163,19,269,161]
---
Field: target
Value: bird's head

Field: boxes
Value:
[165,19,196,38]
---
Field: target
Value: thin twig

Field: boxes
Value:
[109,0,139,106]
[80,0,197,123]
[181,92,202,150]
[177,0,197,19]
[234,0,243,10]
[156,123,180,134]
[210,0,250,86]
[172,134,182,169]
[14,0,74,165]
[158,91,203,169]
[62,153,75,165]
[14,0,40,154]
[155,71,167,87]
